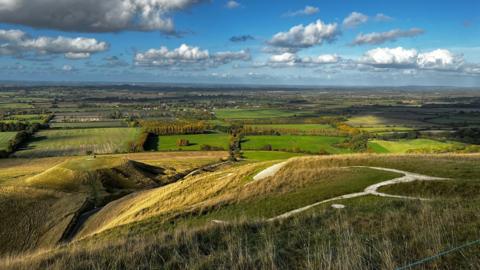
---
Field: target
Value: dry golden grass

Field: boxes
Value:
[0,186,86,256]
[2,153,480,269]
[0,152,226,257]
[75,161,268,239]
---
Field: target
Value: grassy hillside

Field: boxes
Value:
[2,154,480,269]
[0,187,86,255]
[0,154,210,256]
[14,128,141,157]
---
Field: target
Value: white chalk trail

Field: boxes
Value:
[212,162,449,224]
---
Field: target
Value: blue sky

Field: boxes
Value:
[0,0,479,86]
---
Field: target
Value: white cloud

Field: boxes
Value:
[269,52,297,65]
[361,47,465,71]
[268,20,340,52]
[343,12,368,28]
[352,28,424,46]
[283,6,319,17]
[374,13,394,22]
[135,44,250,68]
[0,0,207,34]
[268,52,339,67]
[0,29,108,59]
[303,54,339,64]
[65,52,91,59]
[417,49,464,70]
[226,0,240,9]
[361,47,418,67]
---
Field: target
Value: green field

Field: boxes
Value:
[214,108,306,119]
[0,103,34,109]
[242,150,307,161]
[0,132,16,151]
[359,126,414,133]
[368,139,462,153]
[246,124,335,131]
[49,121,127,128]
[155,134,229,151]
[243,135,350,154]
[14,128,141,157]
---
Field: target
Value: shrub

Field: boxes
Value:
[176,139,190,147]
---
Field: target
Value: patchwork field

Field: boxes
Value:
[14,128,141,158]
[242,135,350,154]
[0,132,16,151]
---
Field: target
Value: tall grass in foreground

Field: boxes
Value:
[2,197,479,270]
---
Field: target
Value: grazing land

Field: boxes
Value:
[14,128,141,157]
[242,135,350,154]
[153,134,229,151]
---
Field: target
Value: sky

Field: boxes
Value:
[0,0,479,86]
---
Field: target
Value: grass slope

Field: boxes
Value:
[3,154,480,269]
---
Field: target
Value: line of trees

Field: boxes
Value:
[242,125,344,136]
[0,124,41,158]
[228,116,345,126]
[141,121,210,135]
[0,114,53,131]
[126,131,150,152]
[228,125,243,161]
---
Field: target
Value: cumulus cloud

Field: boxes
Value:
[268,52,339,67]
[268,20,340,52]
[343,12,368,28]
[230,35,254,42]
[352,28,424,46]
[226,1,240,9]
[417,49,464,70]
[361,47,464,71]
[134,44,250,68]
[283,6,319,17]
[0,0,207,34]
[0,29,108,59]
[362,47,418,68]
